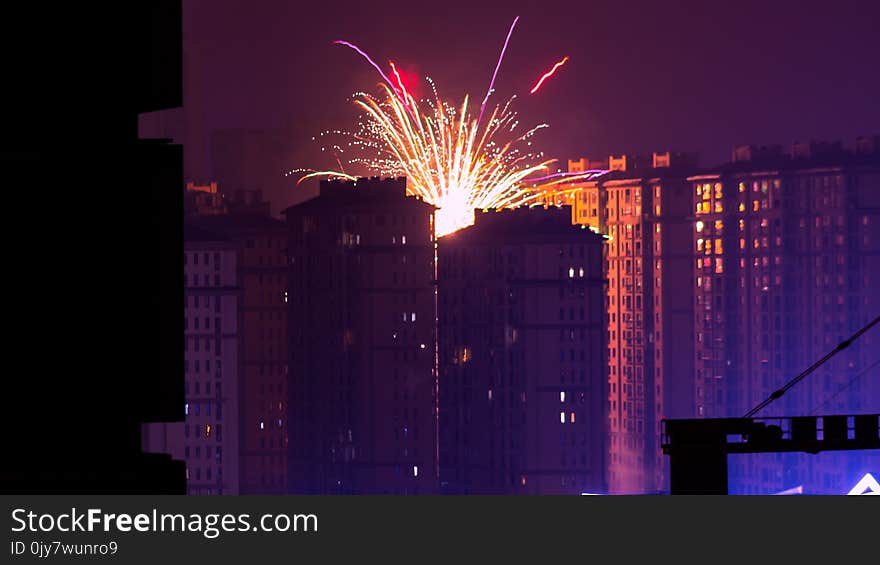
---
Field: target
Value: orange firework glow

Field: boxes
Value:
[294,21,604,236]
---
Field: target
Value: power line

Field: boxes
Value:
[809,358,880,416]
[744,315,880,418]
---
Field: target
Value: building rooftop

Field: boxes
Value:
[443,206,604,243]
[689,137,880,178]
[282,177,435,215]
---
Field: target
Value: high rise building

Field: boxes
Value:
[599,155,697,494]
[193,200,289,494]
[689,139,880,494]
[438,207,608,494]
[284,177,437,494]
[146,187,289,494]
[143,223,241,494]
[542,153,698,494]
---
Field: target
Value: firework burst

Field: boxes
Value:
[295,18,606,236]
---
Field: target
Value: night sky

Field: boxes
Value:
[147,0,880,209]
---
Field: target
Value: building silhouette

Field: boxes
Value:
[438,207,608,494]
[1,1,185,492]
[284,177,438,494]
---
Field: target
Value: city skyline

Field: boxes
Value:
[155,137,880,495]
[5,0,877,498]
[140,0,880,216]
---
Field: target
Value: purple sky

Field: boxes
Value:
[144,0,879,207]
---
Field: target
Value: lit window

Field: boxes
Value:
[413,465,419,477]
[411,312,416,322]
[560,412,566,424]
[560,391,566,403]
[570,412,576,424]
[184,403,189,416]
[568,268,575,278]
[578,267,584,277]
[696,220,704,232]
[206,424,212,437]
[402,235,407,245]
[260,421,265,430]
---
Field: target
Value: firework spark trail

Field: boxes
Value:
[296,170,358,186]
[525,169,607,183]
[530,56,569,94]
[334,40,402,98]
[478,16,519,128]
[388,61,411,109]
